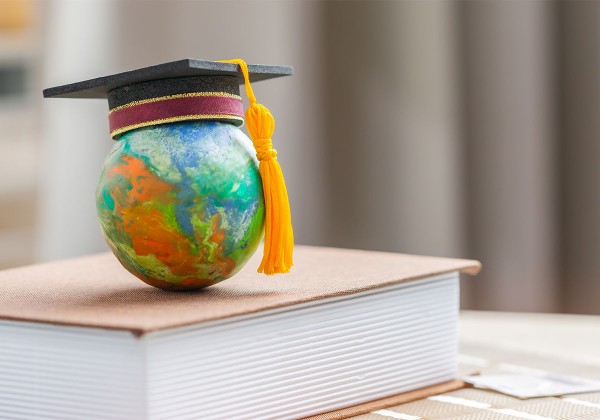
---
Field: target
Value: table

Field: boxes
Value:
[353,311,600,420]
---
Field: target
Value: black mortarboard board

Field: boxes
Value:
[43,59,293,138]
[43,59,293,99]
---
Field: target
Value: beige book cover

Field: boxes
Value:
[0,245,480,335]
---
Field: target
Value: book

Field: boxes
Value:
[0,246,480,419]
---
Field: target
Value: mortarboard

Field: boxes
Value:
[43,59,293,137]
[44,59,294,289]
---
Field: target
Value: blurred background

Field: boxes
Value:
[0,0,598,314]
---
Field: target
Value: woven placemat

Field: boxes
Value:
[354,388,600,420]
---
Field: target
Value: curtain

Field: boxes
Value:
[37,0,116,261]
[321,0,600,314]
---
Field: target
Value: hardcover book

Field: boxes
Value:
[0,246,480,419]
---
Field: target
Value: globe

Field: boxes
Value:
[96,121,265,290]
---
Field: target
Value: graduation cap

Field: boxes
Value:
[44,58,294,278]
[43,59,293,138]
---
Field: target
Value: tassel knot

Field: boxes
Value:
[219,58,294,275]
[255,139,277,161]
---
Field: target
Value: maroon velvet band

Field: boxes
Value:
[109,94,244,138]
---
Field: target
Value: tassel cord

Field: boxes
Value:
[218,59,294,274]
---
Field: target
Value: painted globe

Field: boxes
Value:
[96,121,265,290]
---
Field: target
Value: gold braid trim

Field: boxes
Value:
[110,114,245,138]
[109,92,242,114]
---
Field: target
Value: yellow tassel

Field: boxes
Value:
[219,59,294,274]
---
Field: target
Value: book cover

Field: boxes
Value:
[0,245,480,334]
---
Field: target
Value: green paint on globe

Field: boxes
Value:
[96,121,265,290]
